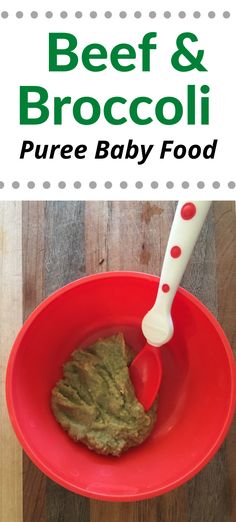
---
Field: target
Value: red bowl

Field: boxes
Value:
[6,272,236,502]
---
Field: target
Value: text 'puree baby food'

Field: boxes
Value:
[51,333,157,456]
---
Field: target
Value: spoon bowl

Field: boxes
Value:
[129,344,163,411]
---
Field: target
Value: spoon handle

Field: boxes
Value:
[153,201,211,314]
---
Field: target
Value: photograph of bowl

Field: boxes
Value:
[6,271,236,502]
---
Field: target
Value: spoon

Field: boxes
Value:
[130,201,211,411]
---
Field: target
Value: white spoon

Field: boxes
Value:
[130,201,211,410]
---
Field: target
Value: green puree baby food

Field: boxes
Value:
[51,333,157,456]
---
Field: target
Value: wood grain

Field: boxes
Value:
[90,499,157,522]
[214,202,236,522]
[0,202,23,522]
[85,202,175,522]
[44,201,86,296]
[85,202,235,522]
[22,202,46,522]
[22,202,45,320]
[9,200,236,521]
[84,202,175,275]
[181,205,217,314]
[214,202,236,344]
[44,202,89,522]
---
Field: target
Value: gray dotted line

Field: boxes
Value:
[12,181,20,188]
[0,181,235,190]
[197,181,205,189]
[58,181,66,188]
[0,11,232,19]
[151,181,158,189]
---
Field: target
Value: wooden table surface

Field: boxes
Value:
[1,201,235,522]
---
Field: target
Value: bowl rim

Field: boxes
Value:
[5,271,236,502]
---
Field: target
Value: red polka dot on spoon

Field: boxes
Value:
[162,284,170,293]
[181,202,196,220]
[171,246,182,258]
